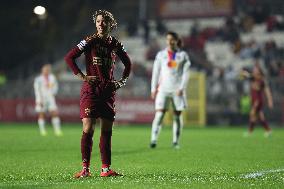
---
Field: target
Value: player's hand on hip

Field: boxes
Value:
[84,76,97,85]
[176,90,183,96]
[77,73,97,85]
[113,77,128,90]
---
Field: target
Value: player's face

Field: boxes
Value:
[166,34,178,51]
[96,15,110,36]
[42,65,50,76]
[252,67,262,78]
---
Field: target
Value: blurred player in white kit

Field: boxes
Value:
[150,31,191,149]
[34,64,62,136]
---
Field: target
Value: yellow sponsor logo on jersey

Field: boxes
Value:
[167,60,177,68]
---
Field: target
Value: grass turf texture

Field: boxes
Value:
[0,123,283,189]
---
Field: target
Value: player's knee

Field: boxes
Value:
[82,118,95,133]
[250,110,256,116]
[50,110,59,117]
[174,111,181,116]
[154,111,165,123]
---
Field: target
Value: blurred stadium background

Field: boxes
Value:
[0,0,283,127]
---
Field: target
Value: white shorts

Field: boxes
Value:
[35,97,58,113]
[155,91,187,111]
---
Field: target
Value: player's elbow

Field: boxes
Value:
[64,54,72,63]
[64,48,78,63]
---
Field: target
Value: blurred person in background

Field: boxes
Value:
[150,31,191,149]
[64,10,131,178]
[34,64,62,136]
[241,63,274,137]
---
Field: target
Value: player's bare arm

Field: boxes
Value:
[113,38,131,91]
[264,86,273,109]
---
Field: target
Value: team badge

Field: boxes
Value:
[85,108,91,115]
[167,51,177,68]
[168,60,177,68]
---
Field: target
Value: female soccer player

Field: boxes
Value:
[64,10,131,178]
[150,31,191,149]
[241,63,273,137]
[34,64,62,136]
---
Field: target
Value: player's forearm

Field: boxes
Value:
[52,81,59,95]
[35,92,43,104]
[151,60,161,92]
[118,51,132,79]
[76,72,86,81]
[180,72,190,91]
[265,88,273,104]
[151,73,159,93]
[34,84,42,103]
[179,63,190,90]
[112,51,132,90]
[64,47,83,75]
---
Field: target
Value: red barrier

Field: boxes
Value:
[0,98,155,123]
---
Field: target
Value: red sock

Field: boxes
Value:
[99,130,112,167]
[81,131,94,166]
[249,121,255,132]
[260,120,271,131]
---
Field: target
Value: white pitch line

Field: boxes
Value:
[242,168,284,179]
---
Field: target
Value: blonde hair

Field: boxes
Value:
[92,10,117,31]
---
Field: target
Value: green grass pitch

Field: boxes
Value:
[0,123,283,189]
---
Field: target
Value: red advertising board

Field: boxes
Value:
[0,98,155,123]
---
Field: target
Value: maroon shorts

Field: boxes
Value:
[80,81,116,121]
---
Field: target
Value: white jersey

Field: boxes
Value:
[34,74,58,104]
[151,48,191,93]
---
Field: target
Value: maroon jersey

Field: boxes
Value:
[250,77,266,111]
[64,34,131,81]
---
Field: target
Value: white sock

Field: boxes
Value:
[38,118,46,134]
[173,114,183,144]
[151,111,165,143]
[52,117,62,134]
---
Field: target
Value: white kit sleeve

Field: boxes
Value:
[179,53,191,91]
[34,77,42,104]
[151,52,161,93]
[52,75,59,95]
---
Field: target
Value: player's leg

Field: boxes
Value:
[75,118,95,178]
[37,112,47,136]
[150,92,168,148]
[259,111,272,137]
[172,93,186,148]
[247,101,258,135]
[35,101,47,136]
[99,118,121,177]
[172,110,182,149]
[248,109,257,132]
[50,110,62,136]
[150,110,166,148]
[48,98,62,136]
